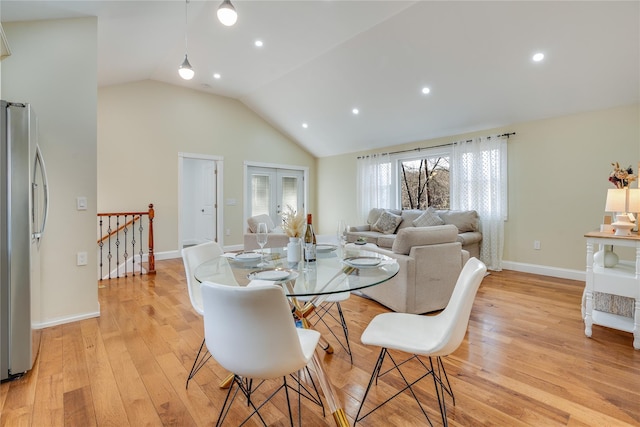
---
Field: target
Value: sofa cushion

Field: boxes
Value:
[412,207,444,227]
[367,208,386,225]
[247,214,276,233]
[372,210,402,234]
[391,224,458,255]
[438,210,478,232]
[397,210,424,230]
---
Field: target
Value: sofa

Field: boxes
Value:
[346,207,482,258]
[243,214,290,251]
[349,224,470,314]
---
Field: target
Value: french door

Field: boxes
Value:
[246,166,305,227]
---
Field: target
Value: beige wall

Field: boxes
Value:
[2,18,99,326]
[318,104,640,274]
[98,80,316,254]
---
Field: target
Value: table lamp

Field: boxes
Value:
[605,188,640,236]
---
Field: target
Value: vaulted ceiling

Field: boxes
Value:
[2,1,639,157]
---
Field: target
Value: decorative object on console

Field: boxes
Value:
[608,162,636,189]
[593,245,618,268]
[605,188,640,236]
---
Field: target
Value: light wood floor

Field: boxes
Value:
[1,259,639,426]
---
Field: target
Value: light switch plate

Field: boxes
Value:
[77,196,87,210]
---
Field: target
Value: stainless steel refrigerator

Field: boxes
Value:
[0,100,49,381]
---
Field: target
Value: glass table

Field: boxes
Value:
[194,245,399,427]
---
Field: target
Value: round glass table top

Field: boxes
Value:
[194,246,399,297]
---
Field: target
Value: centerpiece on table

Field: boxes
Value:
[282,205,305,263]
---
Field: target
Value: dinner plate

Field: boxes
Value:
[248,269,298,282]
[316,244,337,253]
[234,252,262,262]
[344,257,382,268]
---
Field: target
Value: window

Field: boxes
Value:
[399,155,450,209]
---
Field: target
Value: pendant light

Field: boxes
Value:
[217,0,238,26]
[178,0,194,80]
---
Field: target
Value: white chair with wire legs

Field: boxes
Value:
[181,242,225,389]
[354,257,487,426]
[201,281,325,426]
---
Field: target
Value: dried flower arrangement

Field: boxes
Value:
[281,205,305,238]
[609,162,637,188]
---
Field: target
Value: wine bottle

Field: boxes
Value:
[304,213,317,262]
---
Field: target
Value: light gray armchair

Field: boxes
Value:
[351,224,469,314]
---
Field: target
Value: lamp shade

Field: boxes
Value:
[217,0,238,26]
[179,55,194,80]
[629,188,640,213]
[605,188,628,212]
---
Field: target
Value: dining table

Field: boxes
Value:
[194,243,399,427]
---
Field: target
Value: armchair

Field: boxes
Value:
[243,214,290,251]
[351,224,469,314]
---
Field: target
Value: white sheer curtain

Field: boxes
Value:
[357,153,392,223]
[451,136,508,270]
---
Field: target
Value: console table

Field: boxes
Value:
[584,231,640,349]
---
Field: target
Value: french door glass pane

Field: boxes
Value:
[281,177,298,211]
[251,175,270,216]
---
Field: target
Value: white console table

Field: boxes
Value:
[584,231,640,349]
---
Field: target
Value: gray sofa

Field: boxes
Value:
[348,224,470,314]
[346,207,482,258]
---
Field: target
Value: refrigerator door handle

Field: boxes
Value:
[32,144,49,242]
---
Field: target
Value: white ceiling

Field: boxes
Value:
[2,1,639,157]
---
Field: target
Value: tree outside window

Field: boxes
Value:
[399,156,450,209]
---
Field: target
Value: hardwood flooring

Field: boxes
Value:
[1,259,639,426]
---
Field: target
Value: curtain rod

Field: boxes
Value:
[357,132,516,159]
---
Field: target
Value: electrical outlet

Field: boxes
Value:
[77,251,88,266]
[225,228,231,236]
[533,240,541,250]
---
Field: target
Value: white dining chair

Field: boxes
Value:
[201,281,324,426]
[181,241,225,388]
[354,257,487,426]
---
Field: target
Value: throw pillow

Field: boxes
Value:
[367,208,386,225]
[372,210,402,234]
[438,210,478,232]
[247,214,275,233]
[413,207,444,227]
[398,209,425,230]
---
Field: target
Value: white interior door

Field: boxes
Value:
[246,166,304,226]
[180,155,220,248]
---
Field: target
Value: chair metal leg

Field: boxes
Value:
[309,301,353,364]
[186,338,212,389]
[215,368,324,426]
[355,349,456,426]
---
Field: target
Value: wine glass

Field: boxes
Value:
[337,220,348,247]
[256,222,269,267]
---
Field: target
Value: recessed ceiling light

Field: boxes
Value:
[213,73,221,79]
[352,108,359,115]
[254,40,263,47]
[532,52,544,62]
[302,123,308,129]
[421,87,431,95]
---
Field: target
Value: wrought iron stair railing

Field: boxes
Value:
[97,203,155,280]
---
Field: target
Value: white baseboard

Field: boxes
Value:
[502,260,585,282]
[33,308,101,330]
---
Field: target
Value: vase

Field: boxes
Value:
[594,246,618,268]
[287,237,301,263]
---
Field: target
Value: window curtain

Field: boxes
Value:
[451,136,508,270]
[357,153,392,223]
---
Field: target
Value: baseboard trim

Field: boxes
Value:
[33,308,101,330]
[502,260,585,282]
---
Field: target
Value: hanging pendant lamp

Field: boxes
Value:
[217,0,238,26]
[178,0,194,80]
